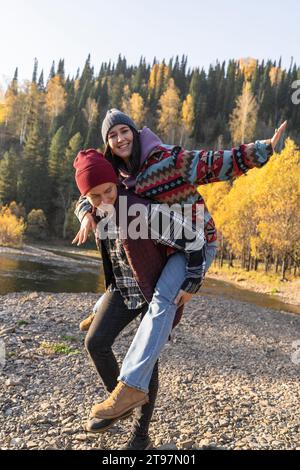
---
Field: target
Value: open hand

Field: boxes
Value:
[271,121,287,151]
[72,213,97,246]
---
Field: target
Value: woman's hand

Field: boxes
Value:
[271,121,287,151]
[175,290,194,307]
[72,213,97,246]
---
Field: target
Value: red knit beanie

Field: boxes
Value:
[73,149,118,195]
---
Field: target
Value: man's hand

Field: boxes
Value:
[72,213,97,246]
[271,121,287,151]
[175,289,194,307]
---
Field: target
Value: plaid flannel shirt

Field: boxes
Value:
[96,203,206,308]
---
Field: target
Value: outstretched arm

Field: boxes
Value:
[178,121,287,186]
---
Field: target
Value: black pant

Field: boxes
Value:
[85,289,158,437]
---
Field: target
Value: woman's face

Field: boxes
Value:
[107,124,134,161]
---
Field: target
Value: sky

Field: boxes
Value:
[0,0,299,88]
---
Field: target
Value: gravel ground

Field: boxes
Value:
[0,291,300,450]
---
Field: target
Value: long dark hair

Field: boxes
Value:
[104,127,141,177]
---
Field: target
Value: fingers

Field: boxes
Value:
[276,121,287,136]
[72,232,80,245]
[91,219,97,231]
[271,121,287,150]
[175,294,180,305]
[71,228,87,246]
[79,228,88,245]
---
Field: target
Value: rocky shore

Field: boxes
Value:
[1,291,300,450]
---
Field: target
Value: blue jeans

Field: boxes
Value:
[118,242,217,393]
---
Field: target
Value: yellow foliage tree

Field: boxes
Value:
[129,93,146,128]
[238,57,258,81]
[201,140,300,275]
[0,205,25,247]
[254,138,300,277]
[181,94,194,146]
[229,81,258,144]
[83,97,98,128]
[46,76,66,124]
[157,78,181,143]
[214,168,264,268]
[269,67,283,87]
[122,90,146,128]
[148,63,170,100]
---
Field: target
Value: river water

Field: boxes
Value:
[0,247,299,316]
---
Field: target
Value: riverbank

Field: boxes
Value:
[0,244,100,268]
[1,292,300,450]
[1,244,300,313]
[208,262,300,307]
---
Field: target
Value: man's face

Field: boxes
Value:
[86,183,118,211]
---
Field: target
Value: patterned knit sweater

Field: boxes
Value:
[75,132,273,245]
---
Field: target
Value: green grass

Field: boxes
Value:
[39,341,81,356]
[17,320,29,327]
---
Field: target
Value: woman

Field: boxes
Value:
[73,111,286,441]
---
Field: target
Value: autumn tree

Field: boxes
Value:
[230,81,258,144]
[122,90,146,128]
[46,75,66,128]
[157,78,181,143]
[181,94,194,146]
[82,97,98,148]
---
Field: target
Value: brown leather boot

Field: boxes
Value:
[79,312,95,332]
[91,382,149,420]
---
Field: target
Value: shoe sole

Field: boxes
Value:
[85,410,133,434]
[93,396,149,421]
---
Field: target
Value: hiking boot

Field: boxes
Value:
[85,409,133,433]
[79,312,95,331]
[91,382,149,420]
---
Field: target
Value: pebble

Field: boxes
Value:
[179,439,194,449]
[5,377,23,387]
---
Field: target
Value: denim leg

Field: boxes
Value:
[118,242,217,393]
[118,252,187,393]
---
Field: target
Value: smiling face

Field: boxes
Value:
[86,182,118,210]
[107,124,134,163]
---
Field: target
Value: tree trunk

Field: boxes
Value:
[275,255,280,274]
[246,251,251,272]
[220,250,224,268]
[242,251,245,270]
[281,254,288,281]
[265,254,271,273]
